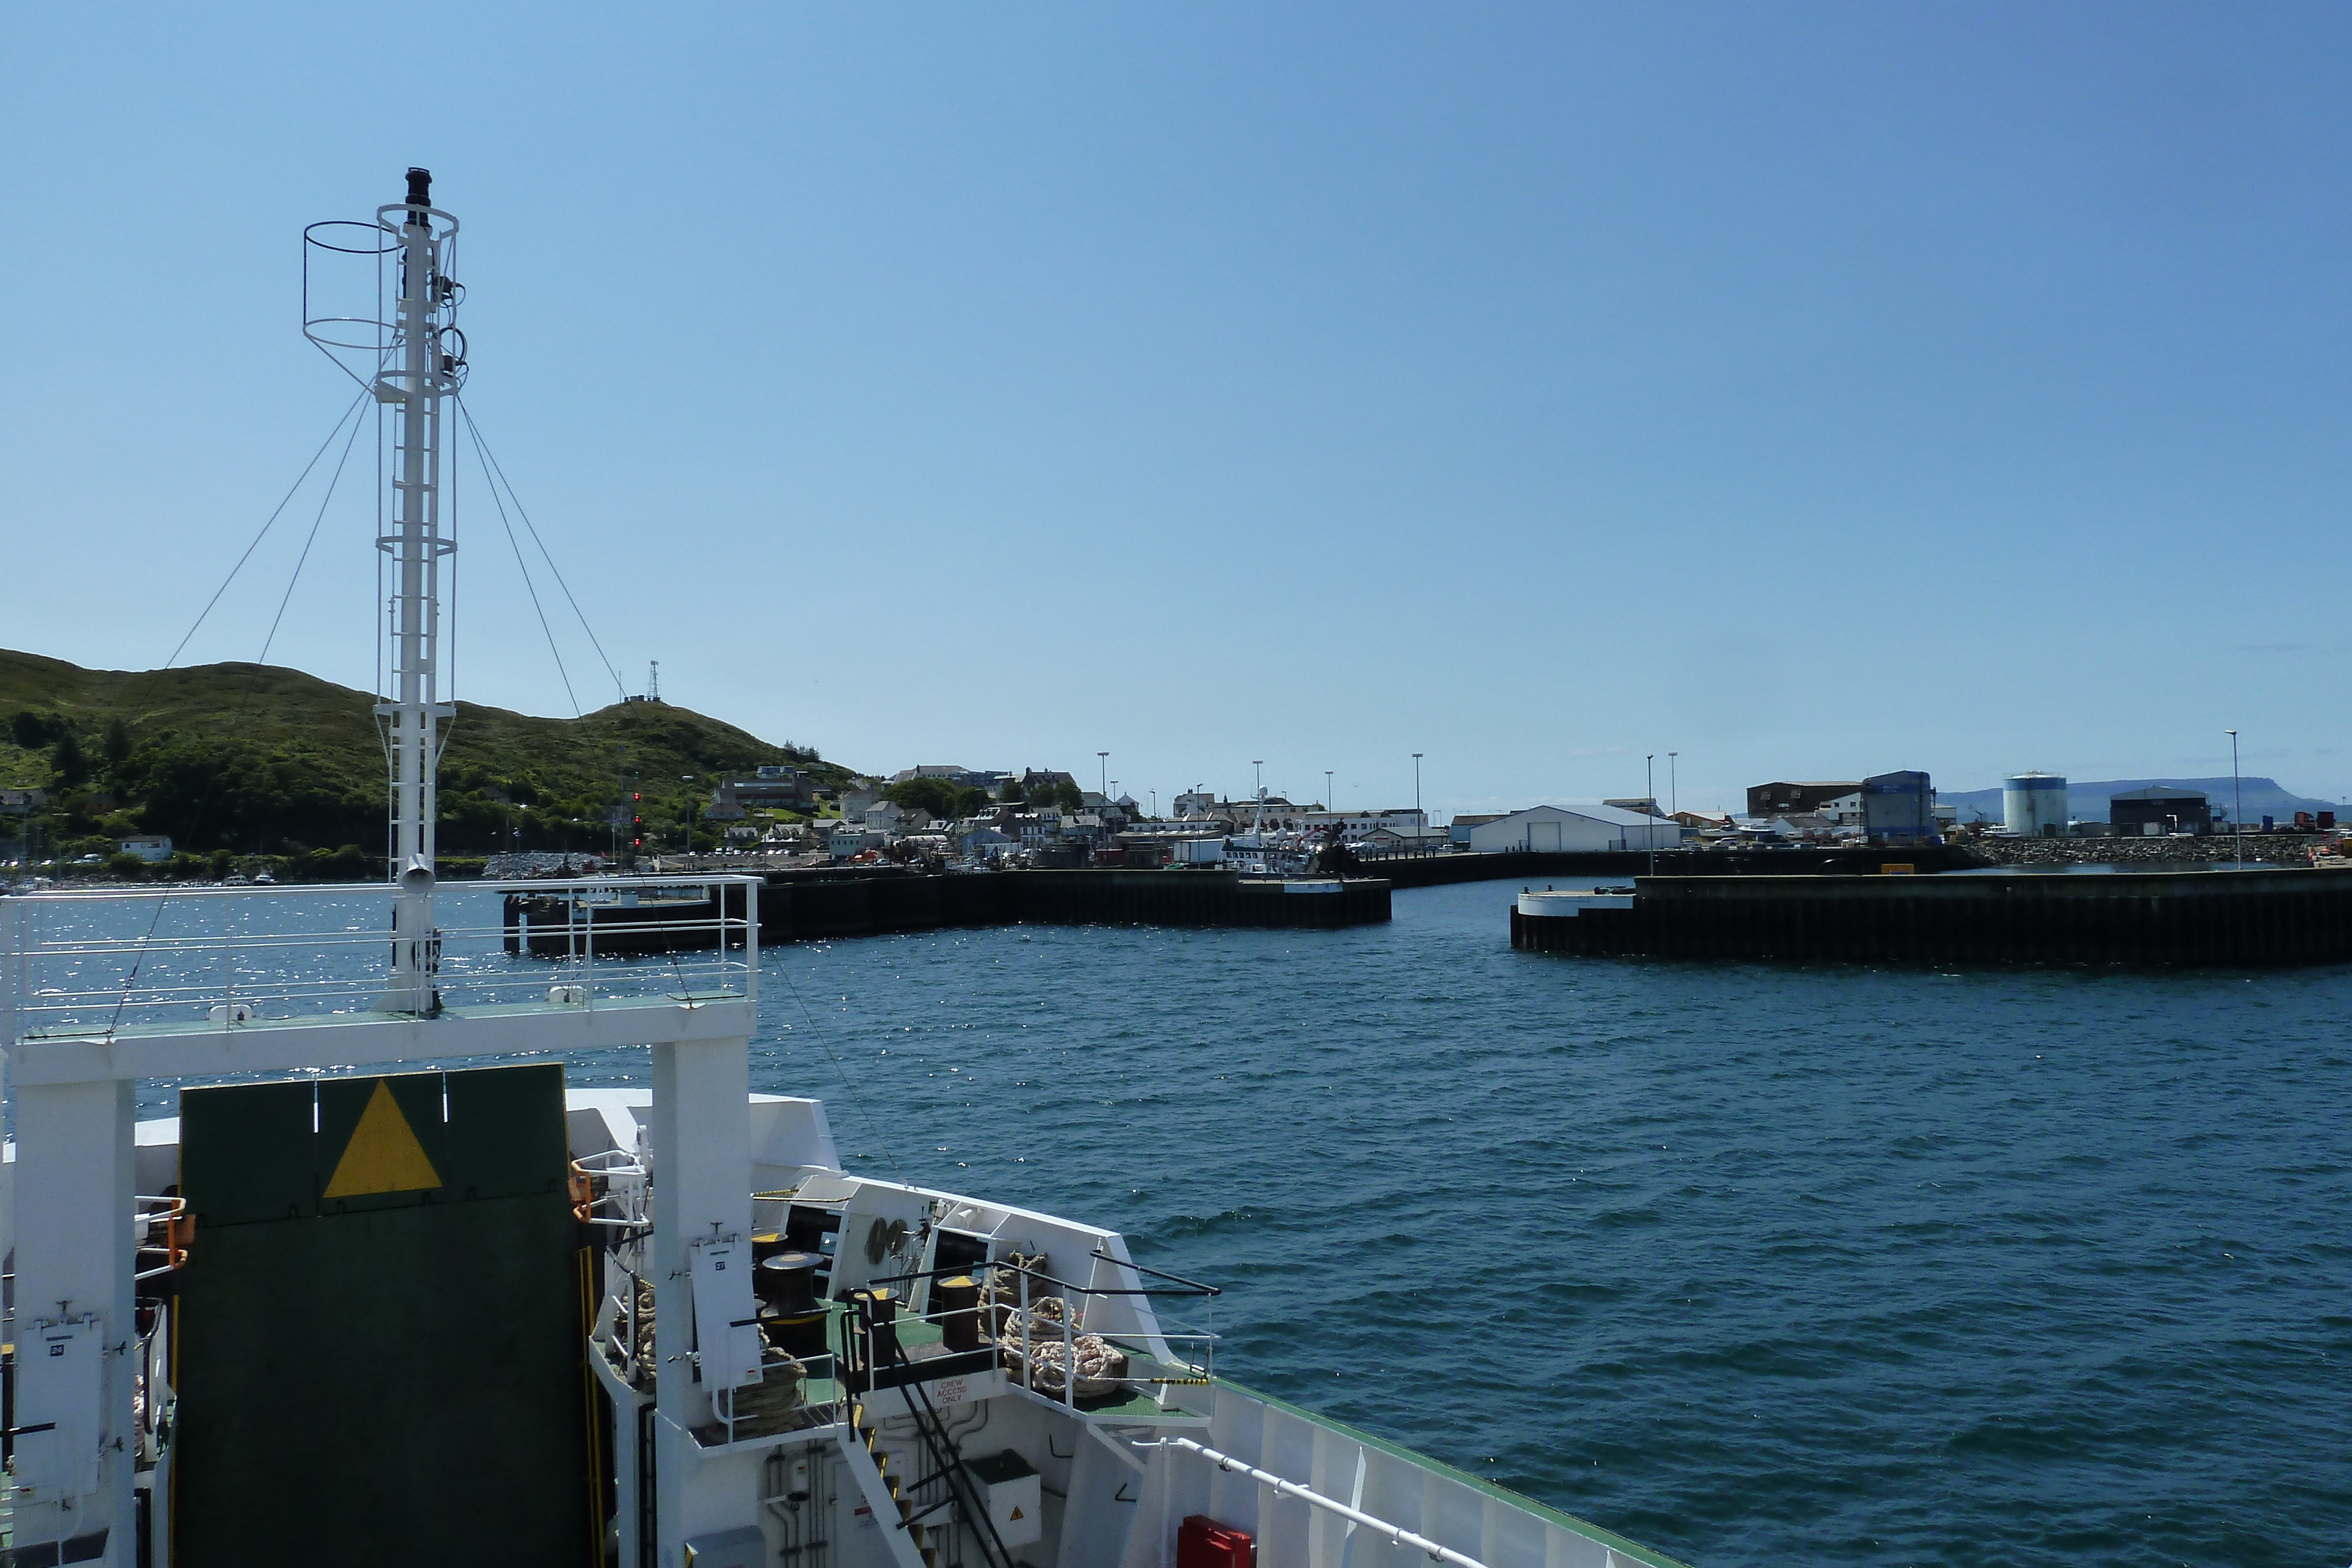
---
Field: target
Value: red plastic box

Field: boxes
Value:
[1178,1514,1255,1568]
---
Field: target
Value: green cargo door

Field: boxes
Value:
[175,1063,593,1567]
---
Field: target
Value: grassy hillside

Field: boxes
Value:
[0,649,860,861]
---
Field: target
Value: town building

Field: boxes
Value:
[1862,771,1938,844]
[118,835,173,863]
[1465,805,1681,854]
[891,765,1004,793]
[863,802,932,834]
[1011,810,1063,848]
[2110,785,2211,837]
[1352,825,1448,851]
[957,824,1015,858]
[1746,781,1863,817]
[725,768,817,811]
[823,822,881,856]
[1316,808,1429,838]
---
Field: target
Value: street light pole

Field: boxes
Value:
[1325,770,1334,812]
[2227,729,2243,870]
[1645,753,1656,877]
[1098,751,1108,801]
[1668,751,1678,818]
[1412,752,1424,833]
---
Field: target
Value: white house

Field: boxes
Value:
[118,835,173,863]
[1466,804,1680,854]
[827,826,882,857]
[1013,810,1063,848]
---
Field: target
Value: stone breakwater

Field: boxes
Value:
[1962,833,2331,867]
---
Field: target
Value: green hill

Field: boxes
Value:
[0,649,858,865]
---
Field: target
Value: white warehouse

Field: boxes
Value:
[1466,804,1682,854]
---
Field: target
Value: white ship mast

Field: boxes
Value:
[299,165,463,1011]
[315,168,465,1010]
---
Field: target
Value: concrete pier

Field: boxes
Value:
[1509,868,2352,966]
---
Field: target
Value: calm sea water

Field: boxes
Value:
[70,880,2352,1566]
[744,881,2352,1568]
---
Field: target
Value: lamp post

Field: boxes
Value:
[2227,729,2243,870]
[1668,752,1678,818]
[1645,753,1656,877]
[1098,751,1108,801]
[1412,753,1424,848]
[1325,770,1334,813]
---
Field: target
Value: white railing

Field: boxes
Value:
[0,875,759,1042]
[1144,1436,1491,1568]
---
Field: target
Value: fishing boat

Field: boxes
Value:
[0,173,1684,1568]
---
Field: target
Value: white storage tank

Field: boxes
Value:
[2003,773,2067,838]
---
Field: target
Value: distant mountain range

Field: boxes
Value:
[1939,777,2344,826]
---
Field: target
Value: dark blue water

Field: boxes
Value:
[746,881,2351,1568]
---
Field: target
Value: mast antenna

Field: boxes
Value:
[649,660,660,703]
[306,168,465,1014]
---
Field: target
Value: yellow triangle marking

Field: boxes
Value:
[1008,1507,1024,1522]
[322,1081,442,1198]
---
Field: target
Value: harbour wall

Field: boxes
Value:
[506,868,1391,952]
[1510,868,2352,966]
[1361,845,1981,889]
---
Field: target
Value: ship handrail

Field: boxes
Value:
[1087,1246,1221,1295]
[1141,1435,1491,1568]
[864,1258,1216,1299]
[2,874,760,1039]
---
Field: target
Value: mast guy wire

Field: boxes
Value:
[259,388,371,665]
[165,386,371,669]
[456,399,629,704]
[462,406,582,718]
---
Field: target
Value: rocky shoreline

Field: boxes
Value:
[1960,833,2333,867]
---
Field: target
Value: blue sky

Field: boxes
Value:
[5,5,2350,817]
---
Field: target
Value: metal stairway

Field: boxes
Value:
[844,1290,1020,1568]
[835,1410,936,1568]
